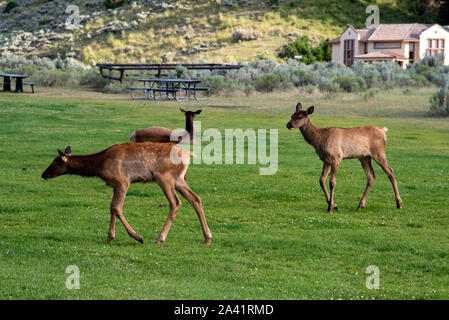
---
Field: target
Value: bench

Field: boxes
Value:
[22,81,35,93]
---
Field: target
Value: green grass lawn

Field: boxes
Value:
[0,88,448,299]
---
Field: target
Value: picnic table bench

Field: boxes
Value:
[0,73,34,93]
[131,78,210,101]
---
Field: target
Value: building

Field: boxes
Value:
[328,24,449,68]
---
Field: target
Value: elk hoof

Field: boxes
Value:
[135,234,144,244]
[357,204,364,210]
[327,203,338,214]
[205,238,212,245]
[107,237,114,243]
[156,239,164,245]
[397,201,403,209]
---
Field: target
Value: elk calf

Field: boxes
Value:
[130,108,201,144]
[286,102,402,213]
[41,143,212,244]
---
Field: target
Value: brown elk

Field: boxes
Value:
[286,102,402,213]
[129,108,201,144]
[41,143,212,245]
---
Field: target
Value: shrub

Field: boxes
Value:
[3,1,18,13]
[201,75,234,94]
[254,73,281,92]
[429,77,449,116]
[79,69,109,89]
[36,69,70,87]
[335,76,360,92]
[318,77,338,99]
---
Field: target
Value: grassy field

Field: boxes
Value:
[0,87,448,299]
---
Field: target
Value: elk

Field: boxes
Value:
[41,143,212,245]
[286,102,402,213]
[129,108,201,144]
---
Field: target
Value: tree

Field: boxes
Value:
[278,36,331,64]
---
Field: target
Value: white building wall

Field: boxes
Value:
[338,26,359,65]
[331,43,342,63]
[419,24,449,65]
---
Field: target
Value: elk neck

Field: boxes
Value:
[67,153,105,178]
[299,118,322,148]
[185,116,194,141]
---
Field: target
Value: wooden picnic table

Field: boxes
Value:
[0,73,27,92]
[132,78,209,101]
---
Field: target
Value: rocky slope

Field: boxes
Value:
[0,0,425,65]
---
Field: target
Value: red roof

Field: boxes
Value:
[327,24,435,44]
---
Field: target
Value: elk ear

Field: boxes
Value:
[179,108,186,113]
[306,106,314,115]
[58,149,64,157]
[64,146,72,155]
[194,109,202,115]
[296,102,303,112]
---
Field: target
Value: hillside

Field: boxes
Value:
[0,0,433,65]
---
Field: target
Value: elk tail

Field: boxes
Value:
[382,127,388,133]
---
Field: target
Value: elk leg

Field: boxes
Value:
[107,212,116,243]
[357,157,376,210]
[319,163,334,208]
[176,180,212,245]
[111,186,144,243]
[156,179,181,244]
[373,154,402,209]
[328,163,339,213]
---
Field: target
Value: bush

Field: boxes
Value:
[318,77,338,99]
[201,75,238,94]
[335,76,361,92]
[3,1,18,13]
[36,69,70,87]
[254,73,282,92]
[430,77,449,116]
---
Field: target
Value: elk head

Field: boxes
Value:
[41,146,72,180]
[180,108,202,121]
[286,102,314,129]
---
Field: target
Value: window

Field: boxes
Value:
[409,42,415,63]
[344,40,354,67]
[426,38,445,57]
[364,43,368,54]
[374,42,401,49]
